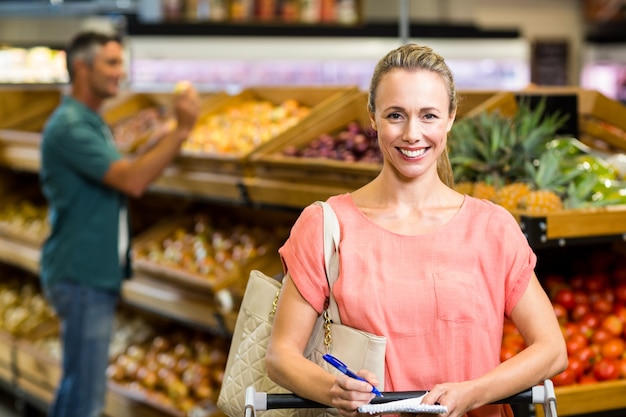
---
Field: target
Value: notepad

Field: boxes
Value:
[358,393,448,415]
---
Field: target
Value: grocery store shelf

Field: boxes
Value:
[536,380,626,417]
[0,237,40,276]
[0,130,41,173]
[516,206,626,248]
[121,275,227,336]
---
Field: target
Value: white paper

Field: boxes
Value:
[358,393,448,415]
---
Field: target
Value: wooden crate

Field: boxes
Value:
[15,339,60,397]
[102,91,228,154]
[0,88,61,131]
[176,86,359,176]
[0,129,42,172]
[462,91,518,118]
[131,212,286,298]
[456,90,499,118]
[249,91,380,191]
[535,379,626,417]
[513,204,626,247]
[0,331,15,384]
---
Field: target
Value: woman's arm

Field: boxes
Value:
[266,274,379,415]
[420,272,568,417]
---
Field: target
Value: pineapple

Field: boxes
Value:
[494,182,531,211]
[448,97,567,190]
[472,181,497,201]
[518,189,563,213]
[516,150,578,213]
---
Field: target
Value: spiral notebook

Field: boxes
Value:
[358,394,448,415]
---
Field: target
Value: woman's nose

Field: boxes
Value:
[403,119,422,143]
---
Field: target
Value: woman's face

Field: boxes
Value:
[370,68,455,180]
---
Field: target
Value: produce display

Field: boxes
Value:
[183,99,310,156]
[0,199,49,241]
[501,247,626,386]
[281,121,382,163]
[0,281,56,337]
[449,99,626,213]
[106,331,228,413]
[111,106,175,154]
[133,214,286,292]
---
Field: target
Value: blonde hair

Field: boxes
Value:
[368,44,456,187]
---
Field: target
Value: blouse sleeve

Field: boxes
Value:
[496,207,537,316]
[278,203,329,314]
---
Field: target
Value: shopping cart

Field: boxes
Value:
[244,379,557,417]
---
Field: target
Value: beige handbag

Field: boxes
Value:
[217,201,387,417]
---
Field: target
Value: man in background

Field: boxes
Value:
[39,30,200,417]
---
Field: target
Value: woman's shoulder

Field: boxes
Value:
[463,196,520,225]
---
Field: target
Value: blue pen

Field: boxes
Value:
[322,353,383,397]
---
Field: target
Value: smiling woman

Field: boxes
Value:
[264,43,567,417]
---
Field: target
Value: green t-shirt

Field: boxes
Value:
[40,96,131,292]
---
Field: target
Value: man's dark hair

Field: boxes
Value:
[65,31,123,81]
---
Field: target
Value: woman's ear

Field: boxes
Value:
[446,110,457,133]
[369,113,377,131]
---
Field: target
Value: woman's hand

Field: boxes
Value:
[419,381,475,417]
[330,370,379,417]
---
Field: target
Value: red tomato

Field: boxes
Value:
[592,297,613,315]
[500,346,517,362]
[578,373,598,385]
[615,283,626,304]
[554,288,576,311]
[573,290,590,306]
[575,346,597,371]
[585,273,609,293]
[544,274,566,293]
[580,312,602,329]
[552,368,576,386]
[593,357,621,381]
[591,328,613,346]
[567,356,586,378]
[553,303,569,325]
[566,332,588,355]
[571,303,591,322]
[569,274,585,290]
[601,338,625,359]
[601,314,624,337]
[613,304,626,324]
[619,358,626,379]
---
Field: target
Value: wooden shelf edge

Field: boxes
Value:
[536,379,626,417]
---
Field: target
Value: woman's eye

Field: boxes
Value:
[387,112,402,120]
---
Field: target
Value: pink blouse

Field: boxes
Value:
[278,194,535,417]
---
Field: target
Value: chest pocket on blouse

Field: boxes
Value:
[433,272,478,322]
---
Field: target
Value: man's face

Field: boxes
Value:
[84,41,125,99]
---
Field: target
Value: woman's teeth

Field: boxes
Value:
[400,148,426,158]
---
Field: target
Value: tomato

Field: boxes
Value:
[593,357,621,381]
[615,283,626,304]
[567,356,586,378]
[569,274,585,290]
[591,328,613,346]
[553,303,569,325]
[571,303,591,322]
[619,358,626,379]
[580,312,602,330]
[585,273,609,293]
[601,314,624,336]
[566,332,588,355]
[601,338,625,359]
[613,304,626,324]
[500,346,517,362]
[573,290,589,306]
[578,373,598,384]
[502,333,525,352]
[592,297,613,315]
[552,368,576,386]
[561,322,580,339]
[554,288,576,311]
[575,346,597,371]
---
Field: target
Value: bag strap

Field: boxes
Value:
[314,201,342,325]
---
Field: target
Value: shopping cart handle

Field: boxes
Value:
[245,379,557,417]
